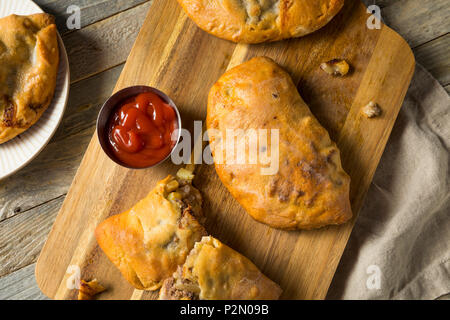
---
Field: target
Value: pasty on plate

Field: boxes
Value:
[0,14,59,144]
[159,236,282,300]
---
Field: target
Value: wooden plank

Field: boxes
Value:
[0,65,123,223]
[0,264,48,300]
[35,0,151,34]
[381,0,450,48]
[36,0,415,300]
[380,0,450,88]
[62,2,151,83]
[372,0,401,8]
[0,197,63,278]
[414,34,450,86]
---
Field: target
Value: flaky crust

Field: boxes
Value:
[207,57,352,229]
[95,175,206,290]
[159,236,282,300]
[0,13,59,144]
[177,0,344,43]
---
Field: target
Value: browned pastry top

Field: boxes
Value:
[0,14,59,144]
[207,57,352,229]
[95,174,206,290]
[177,0,344,43]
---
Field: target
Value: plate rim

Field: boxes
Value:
[0,0,70,180]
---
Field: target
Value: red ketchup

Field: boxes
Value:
[107,92,178,168]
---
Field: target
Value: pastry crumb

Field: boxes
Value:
[77,279,106,300]
[177,167,195,182]
[320,59,350,76]
[362,101,382,118]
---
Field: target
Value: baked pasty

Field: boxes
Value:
[95,169,207,290]
[0,14,59,144]
[159,236,282,300]
[176,0,344,43]
[207,57,352,229]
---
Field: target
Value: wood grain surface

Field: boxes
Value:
[33,0,415,300]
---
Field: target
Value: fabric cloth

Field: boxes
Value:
[327,63,450,299]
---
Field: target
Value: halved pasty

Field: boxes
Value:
[95,169,207,290]
[159,236,282,299]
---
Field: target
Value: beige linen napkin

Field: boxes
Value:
[327,63,450,299]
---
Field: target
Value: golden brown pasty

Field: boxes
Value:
[207,57,352,229]
[95,169,207,290]
[0,13,59,144]
[176,0,344,43]
[159,236,282,300]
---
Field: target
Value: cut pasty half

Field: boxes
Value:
[159,236,282,300]
[95,169,206,290]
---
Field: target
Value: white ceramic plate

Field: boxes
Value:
[0,0,70,180]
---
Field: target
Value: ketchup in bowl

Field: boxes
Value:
[106,92,178,168]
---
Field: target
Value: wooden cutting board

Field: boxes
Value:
[35,0,415,300]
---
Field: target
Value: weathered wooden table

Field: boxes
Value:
[0,0,448,299]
